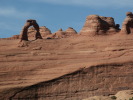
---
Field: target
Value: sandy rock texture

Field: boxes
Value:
[80,15,120,36]
[1,12,133,100]
[121,12,133,34]
[1,34,133,100]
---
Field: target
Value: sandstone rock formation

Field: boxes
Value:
[20,19,42,41]
[65,27,77,36]
[28,26,52,38]
[83,96,112,100]
[39,26,52,37]
[80,15,120,36]
[47,28,66,39]
[121,12,133,34]
[83,90,133,100]
[7,62,133,100]
[46,27,77,39]
[1,34,133,99]
[115,90,133,100]
[2,12,133,100]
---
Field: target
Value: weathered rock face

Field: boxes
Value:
[121,12,133,34]
[9,62,133,100]
[65,27,77,36]
[82,96,112,100]
[115,90,133,100]
[80,15,119,36]
[83,90,133,100]
[40,26,52,37]
[47,29,66,39]
[28,26,51,38]
[20,19,42,41]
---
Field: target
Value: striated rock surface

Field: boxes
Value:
[1,12,133,100]
[47,28,77,39]
[47,28,66,39]
[28,26,51,38]
[8,62,133,100]
[115,90,133,100]
[121,12,133,34]
[80,15,120,36]
[83,96,112,100]
[1,35,133,100]
[65,27,77,36]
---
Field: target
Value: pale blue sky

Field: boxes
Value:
[0,0,133,38]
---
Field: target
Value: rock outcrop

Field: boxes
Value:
[115,90,133,100]
[65,27,77,36]
[83,90,133,100]
[121,12,133,34]
[47,29,66,39]
[46,27,77,39]
[2,12,133,100]
[80,15,120,36]
[83,96,112,100]
[8,62,133,100]
[20,19,42,41]
[28,26,51,38]
[40,26,52,37]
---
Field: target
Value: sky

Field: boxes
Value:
[0,0,133,38]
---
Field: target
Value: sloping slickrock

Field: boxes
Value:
[28,26,51,38]
[83,96,112,100]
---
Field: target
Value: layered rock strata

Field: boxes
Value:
[121,12,133,34]
[47,29,66,39]
[80,15,120,36]
[65,27,77,36]
[9,62,133,100]
[28,26,52,38]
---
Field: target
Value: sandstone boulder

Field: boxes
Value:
[80,15,119,36]
[121,12,133,34]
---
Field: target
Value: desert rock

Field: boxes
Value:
[115,90,133,100]
[1,12,133,100]
[65,27,77,36]
[28,26,52,38]
[121,12,133,34]
[83,96,112,100]
[80,15,119,36]
[20,19,42,41]
[47,28,66,39]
